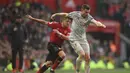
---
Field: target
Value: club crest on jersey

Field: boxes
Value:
[77,17,88,26]
[57,28,59,30]
[64,30,67,34]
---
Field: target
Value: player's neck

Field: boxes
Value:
[81,12,87,18]
[81,14,87,18]
[61,23,66,28]
[62,24,65,28]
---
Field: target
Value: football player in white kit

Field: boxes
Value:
[51,4,106,73]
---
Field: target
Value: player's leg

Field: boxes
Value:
[37,61,53,73]
[37,42,58,73]
[81,43,90,73]
[70,41,85,73]
[37,54,53,73]
[84,53,90,73]
[76,50,85,73]
[70,48,78,70]
[12,48,18,73]
[51,49,66,72]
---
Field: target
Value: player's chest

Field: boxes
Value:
[56,28,68,35]
[74,16,88,26]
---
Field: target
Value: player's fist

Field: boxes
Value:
[102,25,106,28]
[53,29,62,37]
[97,21,106,28]
[103,25,106,28]
[26,15,33,19]
[53,29,60,34]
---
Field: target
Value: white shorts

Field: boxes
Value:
[69,40,90,55]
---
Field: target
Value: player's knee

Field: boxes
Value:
[79,52,85,59]
[59,51,66,59]
[61,55,65,60]
[85,56,90,63]
[86,58,90,62]
[61,53,66,59]
[45,61,53,67]
[78,54,85,60]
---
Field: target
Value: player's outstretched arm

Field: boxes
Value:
[51,13,68,20]
[53,29,69,40]
[91,19,106,28]
[26,15,48,25]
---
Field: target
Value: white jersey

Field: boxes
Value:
[68,11,93,43]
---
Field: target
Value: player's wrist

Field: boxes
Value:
[53,14,56,17]
[30,17,34,20]
[59,32,62,36]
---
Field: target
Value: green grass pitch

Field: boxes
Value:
[1,69,130,73]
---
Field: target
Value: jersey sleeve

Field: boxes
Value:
[88,14,94,22]
[84,14,94,26]
[68,11,77,18]
[47,22,59,29]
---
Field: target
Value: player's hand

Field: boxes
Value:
[53,29,60,34]
[51,14,56,20]
[97,21,106,28]
[53,29,62,37]
[26,15,33,19]
[102,25,106,28]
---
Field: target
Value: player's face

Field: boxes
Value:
[81,9,90,17]
[63,19,71,27]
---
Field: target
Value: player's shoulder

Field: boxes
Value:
[48,21,59,25]
[71,11,80,14]
[70,11,81,17]
[87,13,93,20]
[88,13,93,17]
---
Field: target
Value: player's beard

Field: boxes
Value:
[82,14,87,18]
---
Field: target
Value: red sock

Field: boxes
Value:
[52,57,64,70]
[37,64,48,73]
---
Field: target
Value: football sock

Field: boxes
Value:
[52,56,64,70]
[76,57,82,73]
[85,62,90,73]
[38,64,49,73]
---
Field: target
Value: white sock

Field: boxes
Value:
[76,57,82,72]
[85,63,90,73]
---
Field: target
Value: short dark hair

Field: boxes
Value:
[81,4,90,10]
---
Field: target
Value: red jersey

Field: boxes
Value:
[47,22,71,47]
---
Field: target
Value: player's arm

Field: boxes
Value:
[59,33,69,40]
[51,13,68,19]
[91,19,106,28]
[26,15,48,25]
[53,29,69,40]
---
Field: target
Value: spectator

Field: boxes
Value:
[7,15,28,73]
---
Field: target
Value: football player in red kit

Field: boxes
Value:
[26,15,71,73]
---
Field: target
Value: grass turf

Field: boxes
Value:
[1,69,130,73]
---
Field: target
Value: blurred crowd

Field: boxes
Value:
[97,0,130,34]
[0,1,51,69]
[0,0,130,71]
